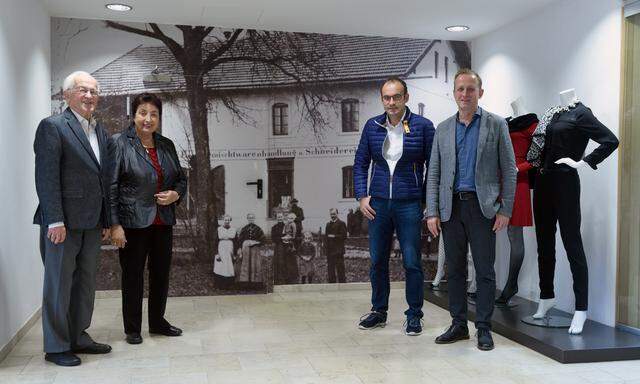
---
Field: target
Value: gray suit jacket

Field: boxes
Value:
[426,109,516,221]
[33,107,111,229]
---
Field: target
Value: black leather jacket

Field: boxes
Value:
[109,126,187,228]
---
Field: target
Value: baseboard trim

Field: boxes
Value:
[0,307,41,364]
[273,281,405,293]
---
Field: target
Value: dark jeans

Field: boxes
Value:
[441,194,496,329]
[368,198,424,319]
[119,225,173,334]
[533,170,588,310]
[327,251,346,283]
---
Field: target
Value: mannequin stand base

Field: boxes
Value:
[424,286,640,363]
[495,301,519,309]
[426,280,447,292]
[522,315,572,328]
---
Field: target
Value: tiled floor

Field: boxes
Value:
[1,286,639,383]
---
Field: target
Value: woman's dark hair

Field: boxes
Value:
[131,92,162,118]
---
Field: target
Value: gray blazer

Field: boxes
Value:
[426,109,517,221]
[33,107,111,229]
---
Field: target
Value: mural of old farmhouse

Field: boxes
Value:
[51,18,470,296]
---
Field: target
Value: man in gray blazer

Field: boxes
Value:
[34,71,112,366]
[426,68,516,351]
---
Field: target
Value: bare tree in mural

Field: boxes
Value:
[104,22,336,257]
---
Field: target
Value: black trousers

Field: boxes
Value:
[327,251,346,283]
[119,225,173,334]
[441,195,496,330]
[533,170,588,311]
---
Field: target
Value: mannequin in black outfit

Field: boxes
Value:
[530,89,618,335]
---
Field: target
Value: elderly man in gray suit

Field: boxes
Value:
[34,71,112,366]
[426,68,516,351]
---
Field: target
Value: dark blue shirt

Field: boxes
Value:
[454,108,482,192]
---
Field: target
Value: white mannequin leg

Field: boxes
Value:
[432,236,446,286]
[533,298,556,319]
[568,311,587,334]
[467,246,476,293]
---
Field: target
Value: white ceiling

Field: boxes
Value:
[42,0,560,40]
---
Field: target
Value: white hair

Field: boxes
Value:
[62,71,99,92]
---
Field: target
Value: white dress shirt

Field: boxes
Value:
[71,109,100,164]
[382,110,406,199]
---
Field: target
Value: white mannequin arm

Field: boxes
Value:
[554,158,586,169]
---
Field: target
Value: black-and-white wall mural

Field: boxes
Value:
[52,18,471,296]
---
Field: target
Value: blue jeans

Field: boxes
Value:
[368,198,424,318]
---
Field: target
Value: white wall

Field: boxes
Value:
[0,0,50,352]
[472,0,622,325]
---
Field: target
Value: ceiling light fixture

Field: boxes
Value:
[105,3,133,12]
[445,25,470,32]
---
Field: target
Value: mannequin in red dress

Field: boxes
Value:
[495,98,538,307]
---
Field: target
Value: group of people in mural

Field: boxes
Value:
[212,203,353,286]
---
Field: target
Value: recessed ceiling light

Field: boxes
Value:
[105,3,133,12]
[445,25,470,32]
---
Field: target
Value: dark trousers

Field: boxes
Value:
[40,226,101,352]
[533,170,588,311]
[368,198,424,318]
[119,225,173,334]
[441,195,496,330]
[327,250,346,283]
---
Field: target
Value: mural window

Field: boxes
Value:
[342,166,355,199]
[341,99,359,132]
[434,51,439,79]
[272,103,288,136]
[418,103,425,116]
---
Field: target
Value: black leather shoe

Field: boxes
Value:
[477,328,494,351]
[435,324,470,344]
[72,342,112,354]
[45,351,81,366]
[126,333,143,344]
[149,325,182,337]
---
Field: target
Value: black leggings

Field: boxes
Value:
[533,170,588,311]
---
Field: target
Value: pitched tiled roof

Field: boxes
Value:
[91,34,435,96]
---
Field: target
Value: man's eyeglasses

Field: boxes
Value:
[382,94,405,103]
[73,86,100,97]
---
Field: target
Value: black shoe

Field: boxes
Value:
[477,328,494,351]
[435,324,470,344]
[149,325,183,337]
[495,288,518,307]
[44,351,81,366]
[126,333,143,344]
[72,342,112,354]
[358,311,387,330]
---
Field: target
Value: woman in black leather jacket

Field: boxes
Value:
[109,92,187,345]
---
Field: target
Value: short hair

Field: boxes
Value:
[287,213,297,219]
[247,213,256,219]
[329,208,338,214]
[380,76,408,95]
[223,214,232,221]
[453,68,482,89]
[62,71,99,93]
[131,92,162,117]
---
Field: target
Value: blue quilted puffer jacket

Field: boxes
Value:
[353,107,435,200]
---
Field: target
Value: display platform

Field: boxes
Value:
[425,283,640,363]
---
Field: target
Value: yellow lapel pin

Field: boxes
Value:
[403,120,410,134]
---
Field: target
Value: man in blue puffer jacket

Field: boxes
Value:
[353,77,435,335]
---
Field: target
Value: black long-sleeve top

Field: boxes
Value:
[541,103,618,171]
